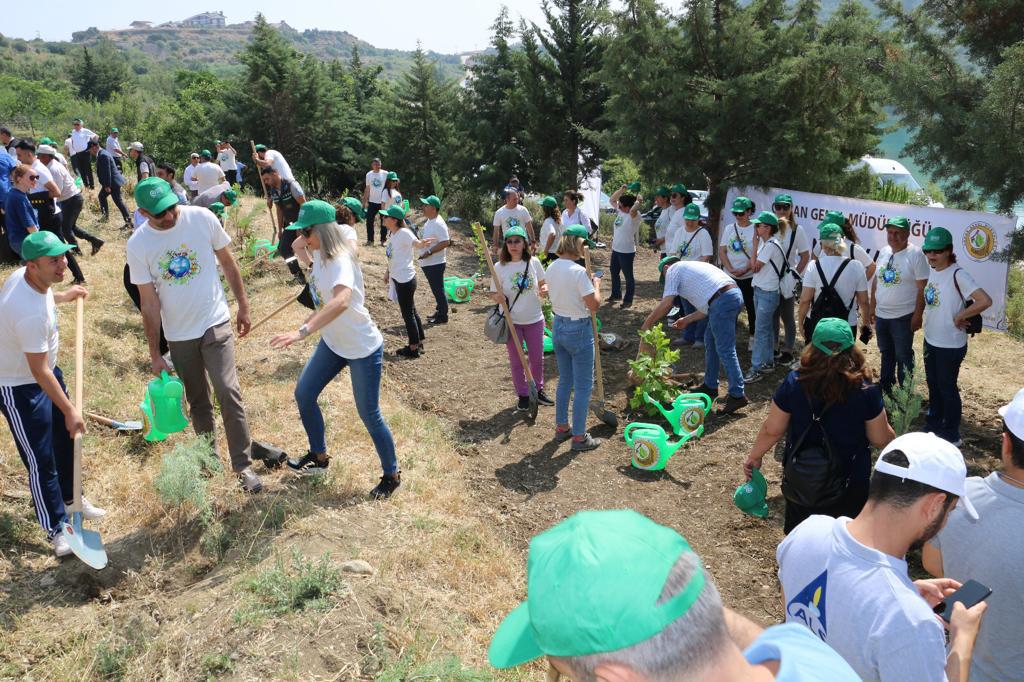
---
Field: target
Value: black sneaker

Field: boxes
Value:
[287,452,330,475]
[536,390,554,406]
[90,239,105,256]
[571,433,603,451]
[717,394,749,416]
[516,396,531,412]
[427,314,448,324]
[396,346,421,358]
[694,384,718,401]
[777,351,794,364]
[370,472,401,499]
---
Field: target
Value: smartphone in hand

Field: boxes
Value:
[933,579,992,623]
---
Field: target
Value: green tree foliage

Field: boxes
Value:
[600,0,887,233]
[70,42,130,102]
[0,76,66,136]
[140,71,229,166]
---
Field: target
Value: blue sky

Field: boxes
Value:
[6,0,549,54]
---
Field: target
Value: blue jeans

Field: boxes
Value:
[681,299,708,343]
[752,287,780,368]
[923,341,967,443]
[876,314,915,393]
[704,288,745,398]
[552,315,595,436]
[610,250,635,304]
[294,341,398,474]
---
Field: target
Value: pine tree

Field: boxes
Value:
[71,46,98,100]
[239,14,302,162]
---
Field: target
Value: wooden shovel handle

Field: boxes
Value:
[71,296,84,513]
[582,246,605,402]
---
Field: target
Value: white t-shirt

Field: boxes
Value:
[493,205,533,239]
[562,206,589,230]
[105,135,122,156]
[382,189,403,212]
[336,223,358,246]
[418,216,449,267]
[309,250,383,359]
[672,226,713,261]
[47,159,80,201]
[719,222,757,279]
[126,206,232,342]
[752,236,786,291]
[62,138,73,157]
[491,258,546,326]
[664,208,687,255]
[69,128,96,154]
[216,147,236,173]
[539,217,563,255]
[923,266,980,349]
[182,164,200,191]
[662,261,733,314]
[778,515,949,682]
[263,150,293,181]
[0,268,58,387]
[780,223,811,271]
[802,255,867,325]
[545,258,594,320]
[611,209,640,254]
[654,205,675,242]
[193,162,224,194]
[385,227,417,284]
[365,170,388,204]
[30,159,60,215]
[874,244,930,319]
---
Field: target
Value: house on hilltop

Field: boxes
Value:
[129,21,152,29]
[182,11,226,28]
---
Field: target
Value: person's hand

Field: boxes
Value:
[947,600,987,639]
[236,305,252,337]
[865,309,876,326]
[421,237,436,248]
[63,285,89,302]
[911,311,923,332]
[151,354,172,377]
[915,578,960,608]
[953,312,971,330]
[102,187,111,195]
[270,331,302,349]
[539,283,549,298]
[672,317,689,329]
[65,407,86,439]
[251,152,260,162]
[743,454,763,480]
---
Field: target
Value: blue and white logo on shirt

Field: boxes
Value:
[787,570,829,641]
[924,283,940,307]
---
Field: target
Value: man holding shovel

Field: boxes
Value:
[127,178,283,493]
[0,231,106,558]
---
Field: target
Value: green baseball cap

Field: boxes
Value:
[20,231,75,261]
[419,195,441,209]
[731,197,753,213]
[208,202,225,216]
[200,149,212,159]
[654,186,670,198]
[669,182,688,195]
[539,195,558,208]
[386,171,399,182]
[752,210,779,227]
[812,317,855,356]
[659,255,681,284]
[489,510,705,668]
[39,137,55,145]
[818,221,844,241]
[286,199,337,231]
[214,139,222,145]
[824,210,845,226]
[683,203,701,220]
[504,225,528,240]
[773,193,793,206]
[923,226,953,250]
[135,177,179,215]
[884,216,911,231]
[384,203,408,220]
[341,196,366,221]
[627,181,641,193]
[734,468,769,518]
[222,189,237,204]
[110,128,118,133]
[254,144,267,152]
[563,224,595,247]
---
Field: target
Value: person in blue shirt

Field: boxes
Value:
[0,151,19,262]
[3,163,41,257]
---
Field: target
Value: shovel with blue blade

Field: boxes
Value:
[60,297,108,570]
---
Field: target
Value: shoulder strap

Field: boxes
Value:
[733,224,750,259]
[785,227,797,259]
[952,267,968,306]
[682,226,707,254]
[769,241,788,279]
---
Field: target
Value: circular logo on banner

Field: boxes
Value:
[963,222,996,261]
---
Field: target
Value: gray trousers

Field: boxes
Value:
[168,321,252,472]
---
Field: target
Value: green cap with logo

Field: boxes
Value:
[540,195,558,208]
[669,182,687,195]
[752,210,779,227]
[504,225,528,240]
[818,221,844,241]
[222,189,237,204]
[564,224,595,247]
[627,181,641,193]
[420,195,441,209]
[731,196,753,213]
[658,255,681,284]
[812,317,855,356]
[20,230,75,261]
[200,149,212,159]
[39,137,55,146]
[384,203,408,220]
[208,202,225,216]
[110,127,118,133]
[734,467,769,518]
[773,193,793,206]
[884,216,911,231]
[654,186,670,198]
[824,210,845,226]
[386,171,400,182]
[285,199,338,231]
[683,203,701,220]
[923,226,953,250]
[489,510,706,668]
[254,144,267,152]
[341,196,366,221]
[135,177,179,215]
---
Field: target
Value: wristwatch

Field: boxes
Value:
[298,324,310,339]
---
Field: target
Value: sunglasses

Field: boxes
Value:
[28,174,40,182]
[505,238,524,245]
[773,203,791,210]
[923,249,944,255]
[670,193,682,198]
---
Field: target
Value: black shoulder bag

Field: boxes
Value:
[952,268,983,336]
[781,396,850,508]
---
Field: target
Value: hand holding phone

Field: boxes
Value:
[592,269,604,279]
[933,579,992,623]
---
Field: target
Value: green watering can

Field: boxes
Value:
[139,371,189,441]
[734,468,769,518]
[624,421,702,471]
[643,391,712,436]
[443,276,475,303]
[251,238,278,258]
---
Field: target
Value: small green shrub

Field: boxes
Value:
[1006,266,1024,340]
[628,324,682,415]
[376,654,494,682]
[153,435,221,524]
[95,638,137,681]
[233,551,345,625]
[201,652,234,678]
[883,369,924,436]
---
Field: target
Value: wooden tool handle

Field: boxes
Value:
[71,296,84,513]
[244,293,299,338]
[85,412,115,426]
[250,140,279,241]
[582,246,605,401]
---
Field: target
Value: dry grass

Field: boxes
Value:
[0,194,527,680]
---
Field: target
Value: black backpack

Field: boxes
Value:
[781,398,850,508]
[808,259,854,335]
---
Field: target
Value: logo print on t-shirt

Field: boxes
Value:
[158,246,201,285]
[729,237,746,253]
[372,179,382,188]
[614,215,624,227]
[510,271,533,292]
[879,265,902,287]
[787,570,828,641]
[924,283,939,307]
[507,218,521,229]
[385,242,393,260]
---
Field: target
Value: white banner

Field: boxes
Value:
[581,167,602,231]
[726,186,1013,330]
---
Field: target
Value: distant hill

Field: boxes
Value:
[67,24,465,80]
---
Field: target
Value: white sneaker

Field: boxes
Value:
[52,533,72,557]
[80,497,108,520]
[162,353,175,371]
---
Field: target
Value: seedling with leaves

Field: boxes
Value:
[628,324,681,416]
[883,369,924,436]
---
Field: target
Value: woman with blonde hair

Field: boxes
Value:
[798,222,870,342]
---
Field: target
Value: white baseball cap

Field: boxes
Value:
[129,141,144,152]
[875,432,978,520]
[998,388,1024,440]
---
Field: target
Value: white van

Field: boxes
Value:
[850,156,944,208]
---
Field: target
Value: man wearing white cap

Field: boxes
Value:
[777,431,987,682]
[922,389,1024,682]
